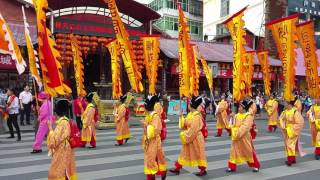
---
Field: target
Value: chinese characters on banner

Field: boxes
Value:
[190,45,200,96]
[266,14,299,101]
[104,0,143,93]
[70,34,86,97]
[106,39,122,99]
[257,51,271,96]
[142,36,160,95]
[296,21,320,99]
[33,0,71,97]
[223,7,247,102]
[244,51,255,96]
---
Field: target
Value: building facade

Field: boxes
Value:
[148,0,203,40]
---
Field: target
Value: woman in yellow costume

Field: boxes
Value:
[81,92,97,148]
[170,96,208,176]
[215,94,231,137]
[227,99,260,173]
[249,96,258,140]
[47,99,77,180]
[279,98,304,166]
[265,93,279,132]
[142,95,167,180]
[114,95,131,146]
[307,98,320,160]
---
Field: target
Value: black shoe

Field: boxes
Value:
[169,168,180,175]
[273,127,277,132]
[252,168,259,173]
[161,173,167,180]
[88,146,96,149]
[17,138,21,142]
[30,149,42,154]
[7,136,14,139]
[20,122,25,126]
[125,138,129,144]
[27,122,31,125]
[195,170,207,176]
[315,155,320,160]
[285,161,292,166]
[215,134,221,137]
[226,168,235,173]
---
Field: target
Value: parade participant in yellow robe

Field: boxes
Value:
[279,98,304,166]
[265,93,279,132]
[143,95,167,180]
[114,95,131,146]
[215,94,231,137]
[47,99,77,180]
[170,96,208,176]
[295,99,302,113]
[249,97,258,140]
[154,96,167,141]
[307,98,320,160]
[81,92,97,148]
[227,99,260,173]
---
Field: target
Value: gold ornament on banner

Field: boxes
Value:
[257,51,271,96]
[296,21,320,99]
[199,50,213,93]
[266,14,299,101]
[142,36,160,95]
[223,7,247,102]
[70,34,86,97]
[190,45,200,96]
[104,0,143,93]
[244,51,255,96]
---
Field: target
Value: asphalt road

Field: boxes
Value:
[0,117,319,180]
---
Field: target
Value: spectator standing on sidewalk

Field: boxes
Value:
[6,88,21,141]
[19,85,33,126]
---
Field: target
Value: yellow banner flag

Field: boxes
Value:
[257,51,271,96]
[33,0,71,97]
[296,21,320,99]
[104,0,143,93]
[244,51,255,96]
[190,45,200,96]
[142,36,160,95]
[178,5,191,97]
[22,6,42,88]
[70,34,86,97]
[0,13,26,75]
[106,39,122,99]
[199,51,213,93]
[223,7,247,102]
[266,14,299,101]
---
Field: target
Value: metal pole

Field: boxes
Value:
[50,10,54,33]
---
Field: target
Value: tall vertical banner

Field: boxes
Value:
[104,0,143,93]
[266,14,299,101]
[142,36,160,95]
[0,13,26,74]
[70,34,86,97]
[244,51,254,96]
[178,4,191,97]
[257,51,271,96]
[33,0,71,97]
[106,39,122,99]
[199,52,213,93]
[190,44,200,96]
[22,6,42,88]
[296,21,320,99]
[223,7,247,102]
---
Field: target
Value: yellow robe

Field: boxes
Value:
[81,103,96,142]
[307,105,320,148]
[178,111,207,167]
[279,108,304,156]
[47,117,77,180]
[229,112,255,164]
[115,104,131,141]
[143,111,167,175]
[216,100,229,129]
[265,99,278,126]
[295,99,302,113]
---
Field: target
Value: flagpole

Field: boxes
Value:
[32,78,39,113]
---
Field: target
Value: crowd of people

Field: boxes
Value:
[1,86,320,180]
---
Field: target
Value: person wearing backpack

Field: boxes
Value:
[142,95,167,180]
[279,97,304,166]
[170,96,208,176]
[226,99,260,173]
[81,92,97,148]
[114,95,131,146]
[47,99,77,180]
[31,92,53,154]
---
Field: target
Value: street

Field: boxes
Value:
[0,118,320,180]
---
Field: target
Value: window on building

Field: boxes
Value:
[304,0,309,7]
[312,1,316,8]
[216,23,229,36]
[166,0,188,11]
[220,0,230,17]
[164,16,179,31]
[189,0,203,16]
[188,20,203,36]
[167,0,174,9]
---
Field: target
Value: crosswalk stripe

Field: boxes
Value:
[0,136,278,165]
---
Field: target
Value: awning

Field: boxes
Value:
[160,38,282,66]
[295,48,320,76]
